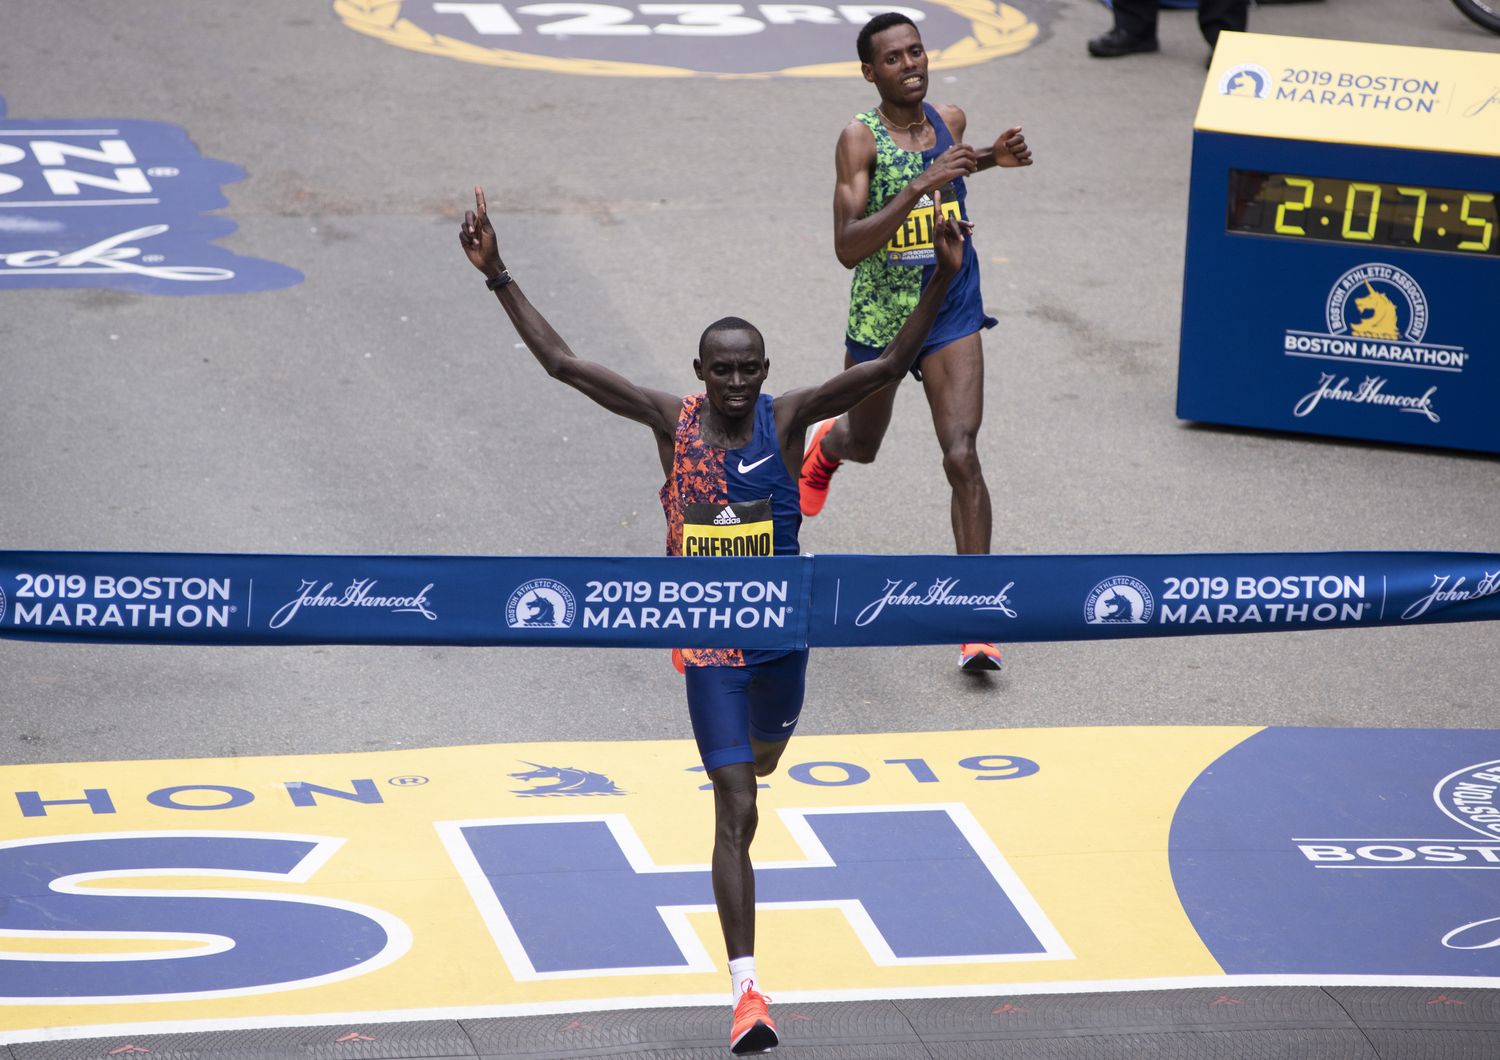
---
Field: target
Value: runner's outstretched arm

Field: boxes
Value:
[459,185,679,436]
[781,196,966,434]
[832,123,977,269]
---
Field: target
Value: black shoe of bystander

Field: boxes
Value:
[1087,28,1160,57]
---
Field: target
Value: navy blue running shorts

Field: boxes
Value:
[684,650,809,772]
[845,317,995,381]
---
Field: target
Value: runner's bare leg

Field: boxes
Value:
[920,332,992,554]
[820,353,903,463]
[750,736,788,778]
[707,761,759,958]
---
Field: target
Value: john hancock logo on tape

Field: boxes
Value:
[855,576,1017,628]
[1401,568,1500,620]
[507,579,577,629]
[0,95,300,295]
[269,578,437,629]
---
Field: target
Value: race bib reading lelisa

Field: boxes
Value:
[886,184,963,265]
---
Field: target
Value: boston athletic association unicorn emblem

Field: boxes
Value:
[1098,589,1135,622]
[1349,282,1400,340]
[514,589,560,626]
[510,762,626,797]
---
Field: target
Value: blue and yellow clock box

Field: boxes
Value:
[1176,33,1500,454]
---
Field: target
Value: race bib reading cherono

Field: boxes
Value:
[682,500,774,557]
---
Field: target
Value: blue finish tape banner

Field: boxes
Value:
[0,553,808,649]
[808,551,1500,644]
[2,550,1497,647]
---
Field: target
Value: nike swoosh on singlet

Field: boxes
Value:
[737,454,775,474]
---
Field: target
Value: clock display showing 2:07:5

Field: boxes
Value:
[1227,170,1498,256]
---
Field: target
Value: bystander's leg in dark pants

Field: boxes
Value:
[1088,0,1162,56]
[1090,0,1247,59]
[1197,0,1248,47]
[1110,0,1161,41]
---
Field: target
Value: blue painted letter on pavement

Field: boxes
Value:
[445,807,1069,977]
[0,833,407,999]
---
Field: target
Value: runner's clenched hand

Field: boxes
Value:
[918,144,978,193]
[459,185,504,277]
[992,126,1032,168]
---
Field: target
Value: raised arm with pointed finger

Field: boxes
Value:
[458,185,680,443]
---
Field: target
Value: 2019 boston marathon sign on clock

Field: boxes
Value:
[0,95,300,295]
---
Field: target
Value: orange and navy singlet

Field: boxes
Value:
[659,392,801,668]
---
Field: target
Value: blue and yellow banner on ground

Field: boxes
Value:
[3,726,1498,1045]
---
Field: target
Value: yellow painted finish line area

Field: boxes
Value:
[3,724,1497,1043]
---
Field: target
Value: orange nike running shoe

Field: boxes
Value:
[959,642,1004,671]
[730,987,779,1054]
[799,419,841,517]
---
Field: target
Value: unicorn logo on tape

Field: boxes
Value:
[1084,576,1154,625]
[506,579,576,629]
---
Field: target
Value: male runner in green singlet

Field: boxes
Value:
[801,12,1032,672]
[459,185,965,1054]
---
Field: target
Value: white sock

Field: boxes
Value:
[728,956,757,999]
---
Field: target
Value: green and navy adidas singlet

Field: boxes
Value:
[659,392,801,668]
[846,102,995,355]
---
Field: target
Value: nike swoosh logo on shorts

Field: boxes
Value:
[737,454,774,474]
[781,717,799,728]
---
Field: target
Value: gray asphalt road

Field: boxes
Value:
[1,0,1497,766]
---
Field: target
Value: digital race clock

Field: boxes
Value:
[1176,33,1500,455]
[1227,171,1497,257]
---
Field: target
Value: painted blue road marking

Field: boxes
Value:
[0,95,300,295]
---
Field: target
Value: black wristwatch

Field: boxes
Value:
[486,269,513,291]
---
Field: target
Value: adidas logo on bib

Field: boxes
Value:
[714,507,742,526]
